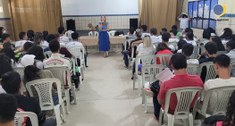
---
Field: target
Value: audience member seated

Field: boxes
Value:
[1,71,56,126]
[15,32,29,49]
[0,33,16,62]
[226,39,235,59]
[202,54,235,114]
[176,39,187,53]
[210,36,225,51]
[182,43,199,64]
[185,31,197,46]
[171,25,180,37]
[153,53,203,119]
[155,43,173,64]
[27,32,45,62]
[43,39,71,69]
[199,42,218,82]
[58,26,70,44]
[18,42,33,58]
[0,94,17,126]
[158,28,168,40]
[220,28,233,45]
[202,28,212,43]
[161,32,175,51]
[222,90,235,126]
[141,25,150,38]
[66,32,88,67]
[126,27,136,40]
[150,28,161,45]
[27,30,34,41]
[60,47,73,59]
[41,31,49,49]
[123,30,143,68]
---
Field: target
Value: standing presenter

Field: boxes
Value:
[99,16,110,57]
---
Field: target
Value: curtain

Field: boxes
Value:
[139,0,178,33]
[9,0,62,40]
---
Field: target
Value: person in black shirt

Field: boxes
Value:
[199,42,218,82]
[1,71,56,126]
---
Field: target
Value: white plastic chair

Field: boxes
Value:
[156,54,173,67]
[158,87,202,126]
[108,30,116,36]
[199,62,217,82]
[45,66,77,112]
[26,78,66,126]
[133,55,156,90]
[44,51,52,59]
[187,64,200,75]
[67,45,85,82]
[14,67,24,79]
[88,31,93,36]
[190,46,200,59]
[141,64,164,113]
[15,112,39,126]
[196,86,235,118]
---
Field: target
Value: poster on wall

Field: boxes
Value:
[188,0,218,30]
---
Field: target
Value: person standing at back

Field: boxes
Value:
[178,13,190,31]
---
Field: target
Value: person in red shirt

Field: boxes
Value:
[154,53,203,119]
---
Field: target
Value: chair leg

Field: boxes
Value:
[167,115,174,126]
[189,114,194,126]
[144,94,148,113]
[158,110,163,126]
[133,75,136,90]
[54,105,62,126]
[71,85,77,105]
[65,90,70,114]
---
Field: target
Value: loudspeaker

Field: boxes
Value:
[66,19,76,31]
[130,18,138,30]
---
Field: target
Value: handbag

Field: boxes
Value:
[150,80,160,96]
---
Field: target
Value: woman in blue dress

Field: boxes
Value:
[99,16,110,57]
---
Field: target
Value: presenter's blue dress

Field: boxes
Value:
[99,23,110,51]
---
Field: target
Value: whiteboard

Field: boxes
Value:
[61,0,139,16]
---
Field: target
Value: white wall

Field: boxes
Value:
[61,0,139,30]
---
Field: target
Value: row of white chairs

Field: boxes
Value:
[88,30,117,37]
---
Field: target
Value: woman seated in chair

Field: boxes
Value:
[1,71,56,126]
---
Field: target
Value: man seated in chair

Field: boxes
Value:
[1,71,56,126]
[154,53,203,119]
[203,54,235,114]
[0,94,17,126]
[66,32,88,67]
[182,43,199,65]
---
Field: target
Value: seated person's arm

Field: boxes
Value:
[157,83,167,105]
[131,40,143,47]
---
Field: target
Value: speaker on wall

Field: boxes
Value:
[130,18,138,30]
[66,19,76,31]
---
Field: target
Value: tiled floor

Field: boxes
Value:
[64,53,157,126]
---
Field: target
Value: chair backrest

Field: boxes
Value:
[45,66,72,88]
[141,64,164,84]
[164,87,202,118]
[67,45,84,60]
[26,78,63,111]
[201,86,235,115]
[156,54,172,66]
[169,41,178,50]
[187,64,200,75]
[199,62,217,82]
[15,112,39,126]
[14,67,25,79]
[44,51,52,59]
[190,46,200,59]
[88,31,93,36]
[94,31,99,36]
[217,51,226,55]
[109,30,116,36]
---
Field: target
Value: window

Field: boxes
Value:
[188,0,218,29]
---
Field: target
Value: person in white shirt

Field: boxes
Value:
[43,39,71,69]
[162,32,175,51]
[182,43,199,64]
[226,40,235,59]
[203,54,235,114]
[15,32,29,49]
[185,31,197,46]
[58,27,70,44]
[66,32,88,67]
[141,25,151,38]
[178,13,190,31]
[18,54,44,70]
[136,36,154,56]
[150,28,161,45]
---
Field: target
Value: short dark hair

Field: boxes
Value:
[46,34,56,43]
[71,32,79,40]
[0,94,17,124]
[0,54,12,77]
[226,40,235,50]
[42,31,48,40]
[170,29,177,36]
[19,32,26,40]
[129,27,135,35]
[162,32,171,42]
[34,32,43,45]
[185,28,193,34]
[205,42,218,55]
[49,39,60,53]
[182,43,194,57]
[177,39,187,50]
[214,54,231,68]
[186,31,194,40]
[27,30,34,41]
[1,33,10,41]
[58,27,65,34]
[150,28,157,35]
[23,42,33,52]
[171,25,178,31]
[171,53,187,70]
[1,71,21,94]
[141,25,148,32]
